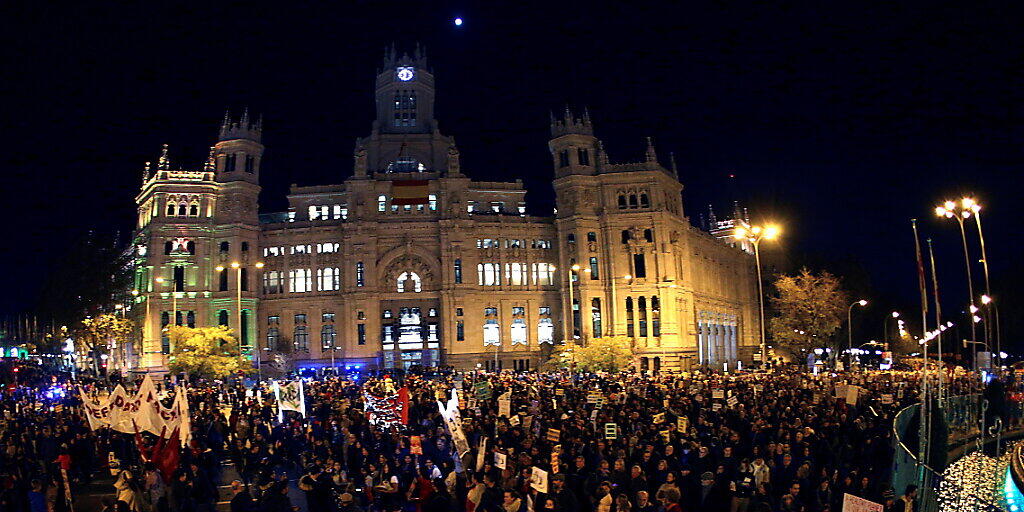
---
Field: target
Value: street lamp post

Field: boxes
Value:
[733,222,780,367]
[936,199,980,370]
[217,262,264,378]
[847,299,868,368]
[884,311,899,349]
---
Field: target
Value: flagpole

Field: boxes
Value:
[927,239,944,401]
[911,219,930,496]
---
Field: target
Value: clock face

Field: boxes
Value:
[397,67,415,81]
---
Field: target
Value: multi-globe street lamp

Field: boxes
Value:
[935,197,991,369]
[847,299,868,368]
[733,222,780,367]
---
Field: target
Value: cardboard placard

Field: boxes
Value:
[546,428,561,443]
[652,412,665,424]
[604,423,618,440]
[495,452,507,469]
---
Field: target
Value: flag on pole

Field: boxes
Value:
[391,180,430,205]
[912,219,929,320]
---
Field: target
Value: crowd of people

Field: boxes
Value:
[0,364,1006,512]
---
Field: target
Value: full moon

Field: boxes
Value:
[454,17,463,26]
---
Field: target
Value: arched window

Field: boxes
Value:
[629,195,638,208]
[166,202,176,216]
[189,203,199,217]
[484,318,500,346]
[219,241,230,252]
[164,241,174,255]
[218,310,229,326]
[618,195,627,209]
[378,195,387,212]
[640,193,650,208]
[586,231,597,242]
[397,271,422,293]
[538,318,554,344]
[177,203,187,216]
[591,298,602,337]
[186,241,195,255]
[454,259,462,284]
[638,296,648,337]
[644,229,654,242]
[621,230,631,244]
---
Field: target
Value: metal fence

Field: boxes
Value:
[892,393,1013,511]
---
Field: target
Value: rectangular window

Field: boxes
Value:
[357,324,366,345]
[591,298,602,337]
[539,306,551,315]
[490,202,503,213]
[468,201,476,213]
[317,267,340,291]
[477,263,501,286]
[511,318,527,345]
[559,149,570,167]
[532,239,552,249]
[263,270,284,294]
[505,262,527,286]
[263,246,285,257]
[538,318,554,344]
[456,307,464,316]
[577,148,590,166]
[531,263,555,286]
[290,244,312,254]
[245,155,256,173]
[356,262,365,287]
[476,238,498,248]
[173,266,185,292]
[505,239,522,248]
[589,257,599,279]
[309,205,329,220]
[485,307,498,316]
[633,253,647,278]
[484,319,500,346]
[512,306,525,315]
[317,243,339,253]
[456,321,465,341]
[378,195,387,212]
[454,259,462,284]
[638,296,648,337]
[429,194,437,211]
[288,269,312,293]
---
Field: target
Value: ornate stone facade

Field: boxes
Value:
[131,50,759,373]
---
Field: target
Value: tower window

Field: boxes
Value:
[633,253,647,278]
[586,231,597,242]
[618,195,627,209]
[621,230,631,244]
[218,309,229,326]
[577,148,590,166]
[629,195,639,208]
[219,268,229,291]
[644,229,654,242]
[173,266,185,292]
[558,150,570,168]
[591,298,602,337]
[589,257,599,279]
[189,203,199,217]
[220,242,230,253]
[356,261,365,287]
[240,268,249,291]
[640,193,650,208]
[245,155,255,173]
[454,259,463,284]
[166,202,176,216]
[224,154,236,173]
[357,324,366,345]
[177,203,187,216]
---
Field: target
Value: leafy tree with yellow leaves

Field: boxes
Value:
[167,326,252,379]
[769,268,848,358]
[546,336,636,373]
[77,314,135,373]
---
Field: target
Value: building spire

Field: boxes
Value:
[157,144,170,170]
[645,137,657,163]
[204,146,216,171]
[142,161,151,184]
[669,151,679,177]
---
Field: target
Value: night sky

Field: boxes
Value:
[4,2,1021,347]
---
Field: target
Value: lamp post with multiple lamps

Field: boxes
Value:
[733,222,780,367]
[217,261,264,377]
[935,198,987,370]
[847,299,868,368]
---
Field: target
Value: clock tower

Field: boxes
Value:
[374,44,436,135]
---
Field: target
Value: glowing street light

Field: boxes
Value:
[734,221,781,366]
[936,197,982,367]
[847,299,868,368]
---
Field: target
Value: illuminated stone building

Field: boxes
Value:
[131,49,760,373]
